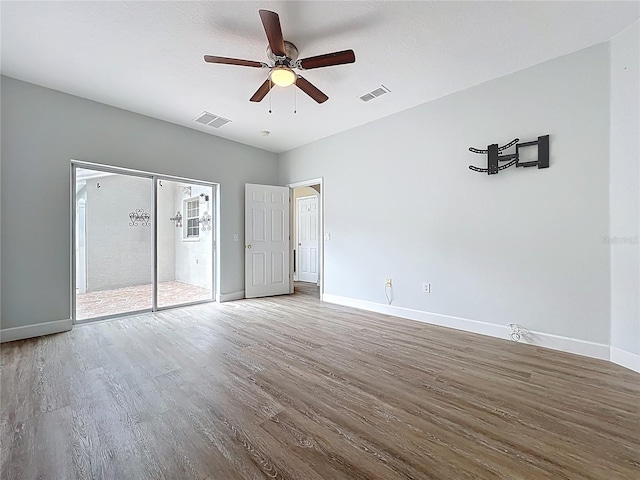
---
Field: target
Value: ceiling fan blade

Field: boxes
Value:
[299,50,355,70]
[296,76,328,104]
[204,55,264,68]
[249,79,273,103]
[259,10,286,57]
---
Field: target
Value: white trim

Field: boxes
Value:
[71,160,219,187]
[518,330,609,360]
[322,294,610,361]
[323,293,505,336]
[70,163,77,322]
[288,178,323,188]
[610,347,640,373]
[219,290,245,302]
[152,177,158,316]
[0,319,73,343]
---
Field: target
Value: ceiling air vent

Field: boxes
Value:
[194,111,232,128]
[359,85,391,102]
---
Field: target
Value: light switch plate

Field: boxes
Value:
[324,232,331,240]
[233,233,239,241]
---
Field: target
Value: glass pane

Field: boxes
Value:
[157,179,213,308]
[75,167,153,320]
[187,200,199,218]
[187,218,199,237]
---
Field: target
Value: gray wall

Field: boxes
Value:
[279,43,612,345]
[85,173,153,291]
[1,76,278,329]
[609,21,640,355]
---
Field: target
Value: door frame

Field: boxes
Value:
[294,194,319,283]
[70,160,220,324]
[287,178,324,298]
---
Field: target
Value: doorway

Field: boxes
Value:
[295,194,319,283]
[72,162,217,322]
[288,179,323,299]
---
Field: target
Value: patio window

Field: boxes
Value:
[184,198,199,239]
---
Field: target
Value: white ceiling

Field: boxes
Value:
[2,1,638,153]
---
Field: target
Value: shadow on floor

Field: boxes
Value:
[294,281,319,299]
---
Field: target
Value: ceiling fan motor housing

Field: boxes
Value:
[267,41,299,65]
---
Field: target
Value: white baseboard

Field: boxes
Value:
[219,290,245,302]
[322,294,610,361]
[323,293,505,336]
[610,347,640,373]
[519,330,609,360]
[0,318,73,343]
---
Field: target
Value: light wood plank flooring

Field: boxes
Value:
[294,281,320,299]
[1,291,639,479]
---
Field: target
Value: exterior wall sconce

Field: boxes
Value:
[199,211,212,231]
[129,209,151,227]
[170,211,182,227]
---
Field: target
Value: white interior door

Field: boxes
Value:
[245,184,290,298]
[296,195,319,283]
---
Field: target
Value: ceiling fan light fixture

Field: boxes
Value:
[270,66,296,87]
[204,10,355,104]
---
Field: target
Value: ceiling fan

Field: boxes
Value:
[204,9,356,104]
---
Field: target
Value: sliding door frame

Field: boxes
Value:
[70,160,219,324]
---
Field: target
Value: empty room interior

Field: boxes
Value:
[1,1,639,479]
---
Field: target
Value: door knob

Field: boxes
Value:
[247,244,252,249]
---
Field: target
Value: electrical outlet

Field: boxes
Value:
[422,282,431,293]
[385,278,392,286]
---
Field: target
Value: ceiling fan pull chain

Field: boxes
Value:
[294,79,297,114]
[269,77,273,114]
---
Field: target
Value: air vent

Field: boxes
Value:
[194,111,232,128]
[359,85,391,102]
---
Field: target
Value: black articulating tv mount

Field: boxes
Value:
[468,135,549,175]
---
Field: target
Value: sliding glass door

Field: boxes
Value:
[72,163,216,322]
[157,178,214,308]
[74,167,153,320]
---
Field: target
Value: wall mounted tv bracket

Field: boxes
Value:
[468,135,549,175]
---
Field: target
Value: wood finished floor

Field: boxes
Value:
[1,287,639,479]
